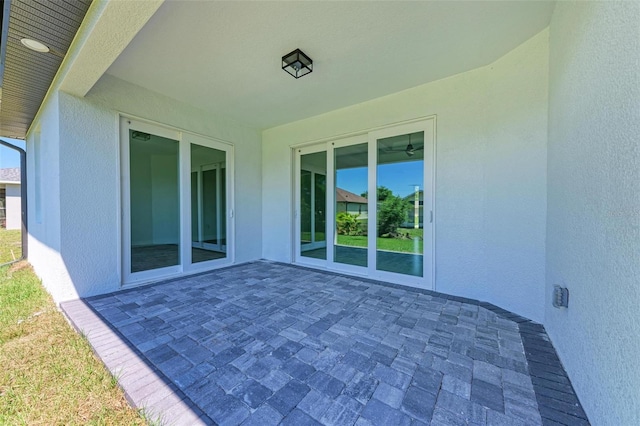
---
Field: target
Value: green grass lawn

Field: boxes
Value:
[337,227,424,253]
[0,230,22,264]
[0,259,146,423]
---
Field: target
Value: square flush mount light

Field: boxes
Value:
[282,49,313,79]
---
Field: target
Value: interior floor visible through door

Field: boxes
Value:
[131,245,225,273]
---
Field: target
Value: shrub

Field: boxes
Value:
[378,195,409,236]
[336,212,362,236]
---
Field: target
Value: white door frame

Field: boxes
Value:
[120,117,235,287]
[368,119,435,289]
[293,118,436,290]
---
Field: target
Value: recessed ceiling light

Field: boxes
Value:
[20,38,50,53]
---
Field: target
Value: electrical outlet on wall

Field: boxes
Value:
[553,285,569,308]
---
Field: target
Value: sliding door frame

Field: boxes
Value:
[120,116,235,287]
[294,143,330,269]
[368,120,435,289]
[293,117,436,290]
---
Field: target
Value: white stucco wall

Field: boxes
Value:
[262,30,548,322]
[28,75,262,302]
[5,183,21,230]
[26,92,76,302]
[545,2,640,425]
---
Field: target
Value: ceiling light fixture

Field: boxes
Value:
[282,49,313,79]
[20,38,50,53]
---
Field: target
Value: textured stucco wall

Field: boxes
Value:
[26,92,77,302]
[31,75,263,302]
[546,2,640,424]
[262,30,548,322]
[5,183,21,230]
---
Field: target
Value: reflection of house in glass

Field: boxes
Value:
[335,188,368,219]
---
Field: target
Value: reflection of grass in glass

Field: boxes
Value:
[301,232,326,243]
[337,228,423,254]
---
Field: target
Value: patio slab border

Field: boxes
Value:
[61,260,589,425]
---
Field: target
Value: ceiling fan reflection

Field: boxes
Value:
[383,136,424,157]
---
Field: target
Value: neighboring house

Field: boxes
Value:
[335,188,368,220]
[0,168,21,230]
[0,2,638,425]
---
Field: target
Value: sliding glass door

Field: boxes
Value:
[191,144,227,263]
[121,118,233,285]
[334,142,369,269]
[295,119,434,288]
[297,147,328,266]
[374,130,425,278]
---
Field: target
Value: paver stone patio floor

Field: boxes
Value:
[62,261,589,426]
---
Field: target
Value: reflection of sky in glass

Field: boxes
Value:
[0,138,25,168]
[336,167,367,196]
[337,161,423,198]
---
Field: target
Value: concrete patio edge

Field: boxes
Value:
[61,298,214,425]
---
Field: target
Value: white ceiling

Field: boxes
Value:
[106,1,555,130]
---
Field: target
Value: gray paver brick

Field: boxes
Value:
[267,379,310,416]
[298,389,333,421]
[373,382,404,409]
[282,357,316,381]
[320,401,360,426]
[441,374,472,399]
[486,408,527,426]
[473,360,502,387]
[295,346,319,363]
[411,365,443,394]
[205,394,250,426]
[373,363,412,390]
[209,364,245,392]
[401,385,437,422]
[343,373,379,405]
[260,369,290,392]
[231,378,273,409]
[471,379,505,413]
[281,408,322,426]
[307,371,345,398]
[241,405,283,426]
[361,399,412,426]
[436,390,487,424]
[431,406,469,426]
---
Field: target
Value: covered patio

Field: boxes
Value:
[62,262,586,425]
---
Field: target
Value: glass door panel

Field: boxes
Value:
[334,143,368,267]
[376,132,424,277]
[190,144,227,264]
[299,152,327,260]
[129,131,180,273]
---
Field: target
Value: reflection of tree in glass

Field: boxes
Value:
[369,186,410,237]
